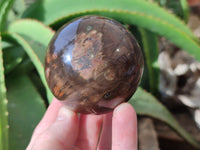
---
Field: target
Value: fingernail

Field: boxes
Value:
[114,103,127,113]
[57,106,75,121]
[114,103,135,116]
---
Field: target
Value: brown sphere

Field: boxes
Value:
[45,16,144,114]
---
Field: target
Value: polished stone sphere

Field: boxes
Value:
[45,16,144,114]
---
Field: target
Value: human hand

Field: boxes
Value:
[26,98,137,150]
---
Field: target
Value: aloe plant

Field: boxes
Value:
[1,0,200,149]
[0,36,9,150]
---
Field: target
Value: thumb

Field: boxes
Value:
[28,106,79,150]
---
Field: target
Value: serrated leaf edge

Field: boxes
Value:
[0,36,9,150]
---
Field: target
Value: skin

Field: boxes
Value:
[26,98,137,150]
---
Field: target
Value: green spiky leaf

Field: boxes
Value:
[0,35,9,150]
[0,0,15,31]
[7,73,46,150]
[4,19,55,102]
[130,87,200,149]
[22,0,200,63]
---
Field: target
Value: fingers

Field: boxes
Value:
[27,106,79,150]
[112,103,137,150]
[97,112,113,150]
[74,114,103,150]
[27,98,137,150]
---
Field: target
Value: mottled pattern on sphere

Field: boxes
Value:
[45,16,144,114]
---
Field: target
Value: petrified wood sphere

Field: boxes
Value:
[45,16,144,114]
